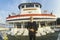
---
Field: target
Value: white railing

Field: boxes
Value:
[7,27,55,36]
[0,28,9,31]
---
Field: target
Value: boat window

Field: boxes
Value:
[26,4,34,7]
[17,23,21,28]
[21,5,24,8]
[35,4,39,7]
[35,4,41,8]
[24,22,27,28]
[40,22,45,27]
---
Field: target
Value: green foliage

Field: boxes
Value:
[57,18,60,25]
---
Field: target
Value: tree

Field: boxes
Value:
[57,18,60,25]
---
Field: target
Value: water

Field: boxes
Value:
[57,32,60,40]
[0,33,3,40]
[0,36,3,40]
[0,31,59,40]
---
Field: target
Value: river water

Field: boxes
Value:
[0,32,60,40]
[0,33,3,40]
[57,32,60,40]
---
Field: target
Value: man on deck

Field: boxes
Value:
[27,22,38,40]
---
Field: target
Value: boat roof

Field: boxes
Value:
[18,2,42,9]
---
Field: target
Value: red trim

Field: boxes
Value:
[6,14,56,19]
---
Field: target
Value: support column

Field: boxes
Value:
[12,22,14,28]
[45,21,47,27]
[39,22,41,28]
[21,22,24,28]
[14,23,17,28]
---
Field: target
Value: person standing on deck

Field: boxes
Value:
[27,22,38,40]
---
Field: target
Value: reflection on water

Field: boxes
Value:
[57,32,60,40]
[0,32,59,40]
[0,33,3,40]
[7,31,60,40]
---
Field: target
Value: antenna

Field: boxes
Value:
[51,10,53,15]
[52,10,53,13]
[11,12,16,16]
[44,10,48,14]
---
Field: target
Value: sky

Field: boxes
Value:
[0,0,60,23]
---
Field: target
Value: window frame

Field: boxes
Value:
[21,5,24,8]
[26,4,34,8]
